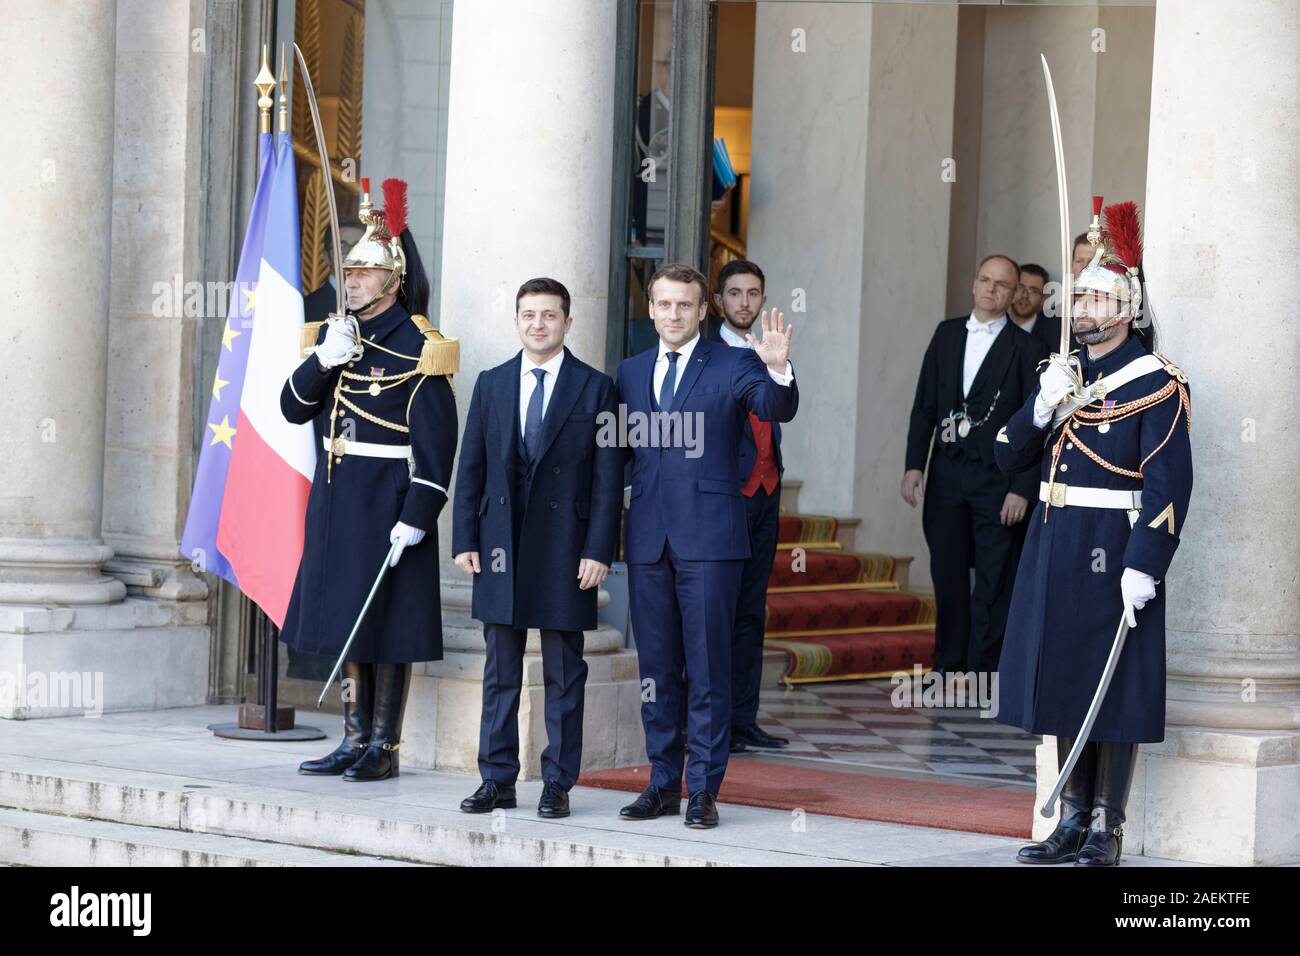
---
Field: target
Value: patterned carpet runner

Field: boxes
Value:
[766,512,935,682]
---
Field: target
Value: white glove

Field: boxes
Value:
[1032,356,1078,427]
[316,315,361,369]
[1120,568,1158,628]
[388,521,426,567]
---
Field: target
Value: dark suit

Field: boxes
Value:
[906,316,1046,673]
[704,323,784,731]
[451,347,623,789]
[1019,310,1067,356]
[616,335,798,796]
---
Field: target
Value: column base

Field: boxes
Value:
[0,598,209,719]
[1033,727,1300,865]
[401,624,648,778]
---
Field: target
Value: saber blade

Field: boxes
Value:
[1039,613,1130,817]
[292,42,346,318]
[1040,54,1072,358]
[317,541,399,707]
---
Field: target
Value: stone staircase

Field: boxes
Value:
[764,480,935,683]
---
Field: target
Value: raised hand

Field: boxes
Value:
[746,309,794,372]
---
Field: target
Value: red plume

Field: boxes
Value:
[381,178,409,236]
[1103,200,1142,273]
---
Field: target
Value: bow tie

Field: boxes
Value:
[966,317,1002,334]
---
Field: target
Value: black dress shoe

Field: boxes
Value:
[1017,814,1090,864]
[460,780,517,813]
[537,781,570,818]
[733,724,789,749]
[684,791,719,829]
[729,738,748,754]
[1075,814,1124,866]
[618,785,681,820]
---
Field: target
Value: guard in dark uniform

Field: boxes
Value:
[280,177,458,782]
[994,200,1193,865]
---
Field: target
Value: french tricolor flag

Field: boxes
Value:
[214,131,317,626]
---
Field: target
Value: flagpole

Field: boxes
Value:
[209,43,324,745]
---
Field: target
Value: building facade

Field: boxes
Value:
[0,0,1296,866]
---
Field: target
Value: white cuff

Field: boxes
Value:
[288,377,320,406]
[767,361,794,387]
[411,476,447,495]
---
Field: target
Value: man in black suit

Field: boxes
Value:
[705,260,788,753]
[1010,262,1060,354]
[902,254,1046,674]
[452,277,623,819]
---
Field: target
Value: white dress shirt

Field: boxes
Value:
[962,312,1007,397]
[519,347,565,437]
[653,330,794,401]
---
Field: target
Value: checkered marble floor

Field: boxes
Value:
[741,679,1041,785]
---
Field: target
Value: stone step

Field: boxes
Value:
[0,755,865,867]
[0,806,421,867]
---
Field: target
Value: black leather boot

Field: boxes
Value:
[1076,741,1137,866]
[299,661,373,775]
[1016,735,1095,864]
[343,662,410,782]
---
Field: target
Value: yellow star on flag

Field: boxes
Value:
[242,284,258,312]
[212,374,230,401]
[222,322,240,351]
[208,415,237,448]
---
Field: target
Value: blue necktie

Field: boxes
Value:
[658,350,680,411]
[523,368,546,461]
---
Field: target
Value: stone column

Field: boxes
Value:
[748,2,958,585]
[1039,0,1300,865]
[401,0,645,775]
[0,1,207,718]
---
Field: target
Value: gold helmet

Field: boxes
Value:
[343,177,408,300]
[1075,195,1143,321]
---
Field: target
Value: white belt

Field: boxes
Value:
[323,436,412,460]
[1040,481,1141,510]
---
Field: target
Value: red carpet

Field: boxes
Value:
[766,511,935,681]
[578,760,1032,838]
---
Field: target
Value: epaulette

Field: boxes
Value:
[409,314,460,376]
[1154,350,1188,384]
[300,320,324,357]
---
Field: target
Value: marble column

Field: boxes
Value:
[0,1,207,718]
[1141,0,1300,866]
[0,1,122,609]
[1034,0,1300,865]
[401,0,645,775]
[748,2,958,586]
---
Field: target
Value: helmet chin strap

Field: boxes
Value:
[346,268,401,317]
[1073,311,1129,345]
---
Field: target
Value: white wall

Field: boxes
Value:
[749,2,958,586]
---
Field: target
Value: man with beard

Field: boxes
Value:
[995,200,1193,866]
[705,260,789,753]
[280,178,458,782]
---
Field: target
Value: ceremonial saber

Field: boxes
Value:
[1039,613,1131,817]
[291,42,346,317]
[1041,54,1072,358]
[317,541,399,707]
